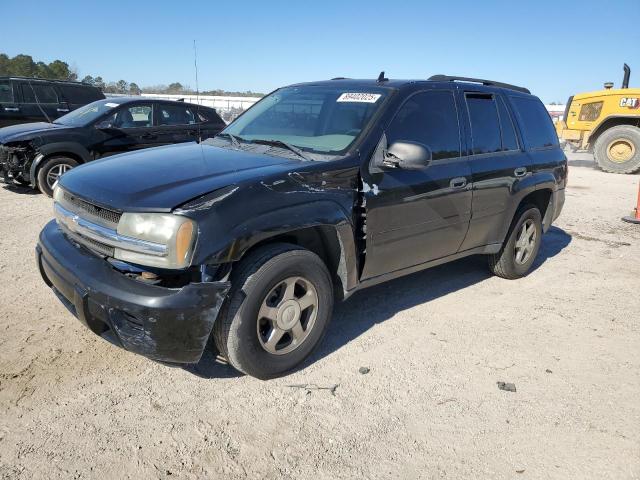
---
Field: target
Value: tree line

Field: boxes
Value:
[0,53,264,97]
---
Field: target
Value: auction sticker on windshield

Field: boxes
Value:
[105,102,119,108]
[337,93,381,103]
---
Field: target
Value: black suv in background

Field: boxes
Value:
[1,97,226,195]
[37,75,567,378]
[0,77,104,127]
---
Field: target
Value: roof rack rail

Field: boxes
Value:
[427,74,530,94]
[331,77,349,80]
[2,76,89,85]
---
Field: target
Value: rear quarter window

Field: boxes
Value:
[59,85,104,104]
[198,107,224,124]
[511,96,558,149]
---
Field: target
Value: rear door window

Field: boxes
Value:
[158,104,196,125]
[497,96,519,151]
[387,90,461,160]
[20,83,59,104]
[510,96,558,149]
[0,81,13,102]
[465,93,501,154]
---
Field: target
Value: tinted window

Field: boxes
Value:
[21,83,58,103]
[158,104,196,125]
[0,81,13,102]
[59,85,102,104]
[511,97,558,149]
[386,90,460,160]
[466,94,501,154]
[497,96,519,151]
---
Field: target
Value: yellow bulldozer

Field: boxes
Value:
[556,64,640,174]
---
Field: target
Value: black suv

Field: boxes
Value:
[1,97,226,196]
[0,77,104,127]
[36,75,567,379]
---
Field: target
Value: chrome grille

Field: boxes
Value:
[62,225,115,257]
[62,191,122,227]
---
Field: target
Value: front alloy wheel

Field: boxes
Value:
[257,276,318,355]
[37,156,79,197]
[213,243,333,379]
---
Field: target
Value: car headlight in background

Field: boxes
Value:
[116,212,197,269]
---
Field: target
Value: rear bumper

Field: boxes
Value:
[37,220,230,364]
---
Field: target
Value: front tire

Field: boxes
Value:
[489,206,542,279]
[213,243,334,379]
[593,125,640,174]
[36,156,78,197]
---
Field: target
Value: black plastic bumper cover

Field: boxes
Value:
[37,220,231,364]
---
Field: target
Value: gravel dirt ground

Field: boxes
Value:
[0,153,639,479]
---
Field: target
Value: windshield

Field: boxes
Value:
[222,85,390,155]
[54,99,122,127]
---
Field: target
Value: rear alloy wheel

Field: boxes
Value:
[488,206,542,279]
[37,156,78,197]
[594,125,640,174]
[213,243,333,379]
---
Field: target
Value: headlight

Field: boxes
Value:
[115,212,197,269]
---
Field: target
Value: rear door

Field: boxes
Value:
[18,81,66,122]
[0,80,21,127]
[362,88,472,279]
[458,91,531,251]
[154,102,201,145]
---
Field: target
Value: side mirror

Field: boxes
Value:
[95,120,114,130]
[383,141,432,169]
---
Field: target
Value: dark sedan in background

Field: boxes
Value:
[0,97,226,196]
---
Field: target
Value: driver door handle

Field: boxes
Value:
[3,107,19,112]
[450,177,467,189]
[142,133,158,139]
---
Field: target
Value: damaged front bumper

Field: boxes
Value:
[0,144,36,186]
[36,220,231,364]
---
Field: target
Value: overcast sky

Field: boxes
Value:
[3,0,640,103]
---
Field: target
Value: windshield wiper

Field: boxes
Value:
[215,132,243,148]
[249,139,312,161]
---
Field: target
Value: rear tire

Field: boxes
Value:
[37,156,78,197]
[213,243,334,379]
[593,125,640,174]
[489,206,542,279]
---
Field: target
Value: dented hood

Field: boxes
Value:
[58,142,299,212]
[0,122,72,143]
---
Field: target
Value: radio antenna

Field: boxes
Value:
[28,80,52,123]
[193,39,202,143]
